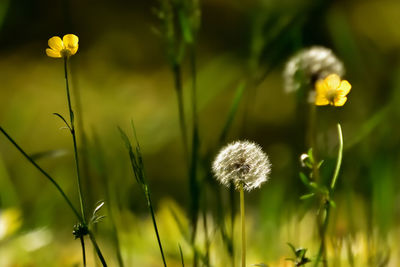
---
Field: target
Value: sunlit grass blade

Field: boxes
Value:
[118,124,167,267]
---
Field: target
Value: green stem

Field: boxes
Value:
[64,57,86,223]
[178,244,185,267]
[240,184,246,267]
[80,236,87,267]
[188,43,200,252]
[330,124,343,190]
[93,134,124,267]
[145,187,168,267]
[315,202,330,267]
[172,63,189,162]
[0,127,82,221]
[230,185,236,267]
[314,123,344,267]
[64,58,107,267]
[88,230,108,267]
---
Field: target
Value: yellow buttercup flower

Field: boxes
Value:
[46,34,79,58]
[315,74,352,106]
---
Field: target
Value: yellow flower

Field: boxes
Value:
[46,34,79,58]
[315,74,352,106]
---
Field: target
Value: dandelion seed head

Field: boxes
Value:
[283,46,345,99]
[212,140,271,191]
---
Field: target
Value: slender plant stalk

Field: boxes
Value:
[120,126,167,267]
[80,236,87,267]
[172,62,189,161]
[314,124,344,267]
[0,128,108,266]
[188,43,200,256]
[145,186,168,267]
[64,57,86,222]
[88,230,108,267]
[202,189,210,267]
[0,126,107,267]
[178,244,185,267]
[240,183,246,267]
[309,104,320,182]
[230,185,236,267]
[63,57,88,265]
[0,127,82,221]
[93,133,124,267]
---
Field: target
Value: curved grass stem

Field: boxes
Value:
[0,127,82,221]
[330,124,343,190]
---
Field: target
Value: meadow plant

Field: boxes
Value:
[297,73,351,266]
[155,0,203,264]
[0,34,108,267]
[119,123,167,267]
[284,47,346,170]
[213,140,271,267]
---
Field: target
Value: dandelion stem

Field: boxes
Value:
[63,57,86,222]
[240,183,246,267]
[0,127,82,221]
[80,236,87,267]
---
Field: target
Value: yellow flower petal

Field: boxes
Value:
[48,36,63,52]
[334,96,347,106]
[315,79,328,95]
[315,94,329,106]
[63,34,79,55]
[46,48,62,58]
[337,80,351,97]
[325,74,341,89]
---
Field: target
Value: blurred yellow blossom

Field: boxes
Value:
[46,34,79,58]
[315,74,352,106]
[0,208,22,240]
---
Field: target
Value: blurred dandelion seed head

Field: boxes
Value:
[212,140,271,191]
[283,46,345,102]
[46,34,79,58]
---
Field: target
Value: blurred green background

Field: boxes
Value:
[1,0,400,266]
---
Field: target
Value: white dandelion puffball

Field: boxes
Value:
[283,46,345,95]
[212,140,271,191]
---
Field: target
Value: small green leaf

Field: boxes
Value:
[307,148,314,163]
[309,182,319,189]
[300,193,315,200]
[296,248,306,258]
[287,242,296,254]
[317,160,324,169]
[299,172,310,186]
[329,200,336,208]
